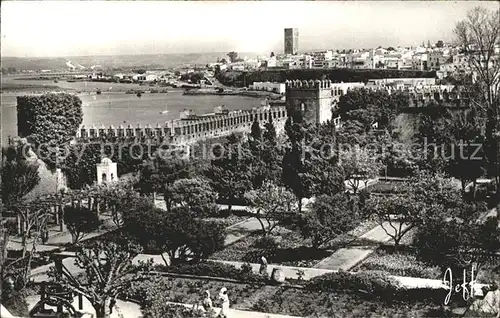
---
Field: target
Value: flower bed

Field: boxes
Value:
[353,249,441,279]
[126,277,261,310]
[251,288,455,317]
[126,271,470,318]
[211,226,332,267]
[253,271,465,317]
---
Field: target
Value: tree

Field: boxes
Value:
[62,143,101,189]
[270,52,275,58]
[137,156,194,199]
[454,7,500,184]
[92,179,141,227]
[261,117,283,184]
[282,113,314,212]
[337,88,407,131]
[245,182,297,236]
[340,146,383,195]
[436,40,444,48]
[414,216,500,276]
[49,242,150,318]
[365,194,422,247]
[160,208,226,264]
[306,122,345,197]
[227,52,239,63]
[298,193,361,248]
[206,133,252,212]
[444,109,486,195]
[250,119,262,141]
[123,204,226,265]
[17,93,83,169]
[1,144,40,206]
[168,177,217,216]
[63,206,100,243]
[364,175,465,247]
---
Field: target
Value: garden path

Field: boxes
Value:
[29,203,267,281]
[313,221,410,271]
[7,214,117,251]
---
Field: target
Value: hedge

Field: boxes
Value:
[305,270,467,306]
[17,93,83,168]
[152,261,266,283]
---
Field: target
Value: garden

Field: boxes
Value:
[123,270,471,318]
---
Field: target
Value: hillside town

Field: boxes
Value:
[1,2,500,318]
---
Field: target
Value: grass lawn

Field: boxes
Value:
[210,226,332,267]
[366,180,412,194]
[352,249,442,279]
[326,218,379,249]
[203,214,249,227]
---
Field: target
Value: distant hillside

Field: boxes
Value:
[1,52,259,71]
[2,57,69,71]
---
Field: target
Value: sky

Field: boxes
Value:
[1,1,498,58]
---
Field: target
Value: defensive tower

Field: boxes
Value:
[285,79,333,124]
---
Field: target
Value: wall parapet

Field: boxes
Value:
[285,79,332,89]
[75,105,288,144]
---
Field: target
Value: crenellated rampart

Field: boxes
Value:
[76,105,288,144]
[285,79,332,89]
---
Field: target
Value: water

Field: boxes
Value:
[1,79,263,145]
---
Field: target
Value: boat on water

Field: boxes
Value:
[160,105,169,114]
[67,79,76,83]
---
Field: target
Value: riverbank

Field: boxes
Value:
[183,88,283,99]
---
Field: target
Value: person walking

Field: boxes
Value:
[202,290,213,312]
[259,256,268,276]
[218,287,230,318]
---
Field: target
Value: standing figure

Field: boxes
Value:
[109,297,116,314]
[218,287,230,317]
[202,290,213,312]
[259,256,268,277]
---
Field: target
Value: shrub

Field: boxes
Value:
[1,289,29,317]
[253,236,279,249]
[63,206,101,243]
[306,271,398,298]
[357,251,441,279]
[167,261,264,282]
[305,270,465,305]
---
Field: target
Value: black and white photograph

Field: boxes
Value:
[1,1,500,317]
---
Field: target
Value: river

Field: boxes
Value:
[1,78,264,146]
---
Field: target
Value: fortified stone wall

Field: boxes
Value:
[76,105,288,145]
